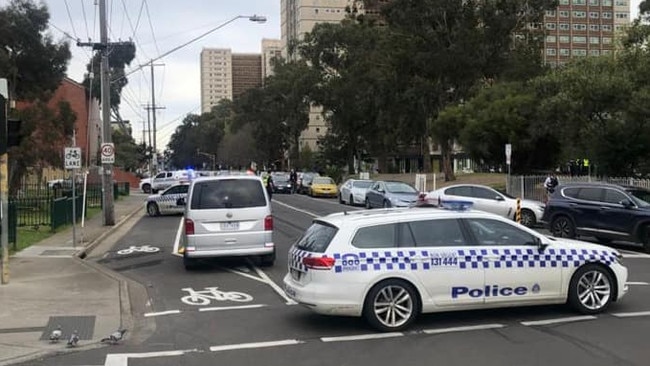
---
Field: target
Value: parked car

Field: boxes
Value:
[309,176,338,198]
[139,178,152,193]
[272,174,293,194]
[283,204,628,331]
[339,179,374,206]
[542,182,650,252]
[298,172,319,194]
[151,170,194,193]
[365,180,420,208]
[420,184,546,228]
[145,183,189,216]
[179,175,275,270]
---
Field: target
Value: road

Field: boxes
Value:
[17,193,650,365]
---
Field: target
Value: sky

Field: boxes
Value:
[39,0,281,151]
[3,0,644,152]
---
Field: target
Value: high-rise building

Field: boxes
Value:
[543,0,630,66]
[200,48,232,113]
[261,39,283,80]
[232,54,263,98]
[281,0,353,151]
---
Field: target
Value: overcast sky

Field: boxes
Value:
[3,0,644,151]
[38,0,280,150]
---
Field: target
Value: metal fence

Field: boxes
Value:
[506,175,650,202]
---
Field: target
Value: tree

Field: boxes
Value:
[111,130,148,172]
[0,0,71,100]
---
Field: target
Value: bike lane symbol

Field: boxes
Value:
[117,245,160,255]
[180,287,254,306]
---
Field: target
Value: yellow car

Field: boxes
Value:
[309,177,338,198]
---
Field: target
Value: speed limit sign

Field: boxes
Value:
[101,143,115,164]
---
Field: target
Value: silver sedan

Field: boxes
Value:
[339,179,374,206]
[146,183,189,216]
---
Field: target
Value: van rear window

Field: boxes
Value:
[191,179,266,209]
[295,221,338,253]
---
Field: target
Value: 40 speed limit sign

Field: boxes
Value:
[101,143,115,164]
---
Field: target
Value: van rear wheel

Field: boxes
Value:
[260,249,275,267]
[183,253,199,271]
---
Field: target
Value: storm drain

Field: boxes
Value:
[39,316,95,340]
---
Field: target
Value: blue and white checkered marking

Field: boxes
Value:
[289,247,617,274]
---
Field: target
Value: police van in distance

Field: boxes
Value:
[283,201,629,332]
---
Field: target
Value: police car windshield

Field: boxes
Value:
[627,189,650,207]
[295,221,338,253]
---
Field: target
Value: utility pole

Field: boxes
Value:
[149,62,164,174]
[1,78,9,284]
[142,102,164,175]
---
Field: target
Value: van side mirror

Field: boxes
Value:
[620,199,634,208]
[177,197,186,206]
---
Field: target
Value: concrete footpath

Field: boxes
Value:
[0,192,148,366]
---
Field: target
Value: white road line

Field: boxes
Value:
[626,281,650,286]
[321,332,403,342]
[422,323,505,335]
[199,304,267,312]
[520,315,596,326]
[144,310,181,317]
[218,265,268,284]
[105,350,199,366]
[248,259,298,305]
[272,200,318,217]
[172,217,183,257]
[611,311,650,318]
[210,339,304,352]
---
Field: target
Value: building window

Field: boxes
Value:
[589,12,599,19]
[573,0,586,4]
[546,10,556,17]
[589,36,600,44]
[573,36,587,43]
[559,10,570,17]
[559,23,570,30]
[602,25,613,31]
[546,23,556,30]
[559,0,569,4]
[559,35,570,43]
[614,25,623,31]
[602,0,612,5]
[573,24,587,30]
[546,35,557,42]
[615,13,628,19]
[573,49,587,56]
[560,48,570,56]
[602,12,612,18]
[615,0,627,5]
[602,50,612,55]
[546,48,557,55]
[590,50,600,56]
[589,0,599,4]
[589,24,600,31]
[573,11,586,18]
[602,37,612,44]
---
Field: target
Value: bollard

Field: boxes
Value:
[516,198,522,224]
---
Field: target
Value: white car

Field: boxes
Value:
[283,203,628,331]
[145,183,189,216]
[151,170,194,193]
[339,179,374,206]
[139,178,152,193]
[421,184,545,228]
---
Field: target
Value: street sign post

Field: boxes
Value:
[101,143,115,164]
[505,144,512,193]
[64,147,81,248]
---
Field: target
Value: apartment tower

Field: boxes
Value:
[200,48,232,113]
[262,39,283,80]
[231,54,263,99]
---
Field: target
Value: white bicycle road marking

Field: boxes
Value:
[180,287,253,306]
[117,245,160,255]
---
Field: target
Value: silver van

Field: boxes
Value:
[180,175,274,270]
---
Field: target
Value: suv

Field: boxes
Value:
[179,175,274,270]
[284,204,627,331]
[542,182,650,252]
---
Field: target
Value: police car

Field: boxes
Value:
[283,202,629,332]
[146,183,189,216]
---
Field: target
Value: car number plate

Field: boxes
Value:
[220,222,239,231]
[290,268,302,281]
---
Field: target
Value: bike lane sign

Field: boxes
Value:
[181,287,253,306]
[64,147,82,169]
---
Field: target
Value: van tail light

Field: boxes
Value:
[185,219,195,235]
[302,256,336,270]
[264,215,273,231]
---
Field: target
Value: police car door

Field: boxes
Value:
[462,217,562,305]
[402,218,485,307]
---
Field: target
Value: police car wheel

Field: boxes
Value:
[146,202,160,217]
[142,184,151,193]
[349,195,354,206]
[642,226,650,254]
[568,264,613,314]
[551,215,575,238]
[364,279,419,332]
[365,198,371,209]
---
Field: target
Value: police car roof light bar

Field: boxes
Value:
[439,200,474,211]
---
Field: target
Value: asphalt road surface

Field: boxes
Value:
[17,193,650,366]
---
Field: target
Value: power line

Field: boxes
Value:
[80,0,90,40]
[63,0,78,39]
[143,0,160,56]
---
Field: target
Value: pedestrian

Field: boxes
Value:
[544,171,559,196]
[289,169,298,194]
[264,170,274,199]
